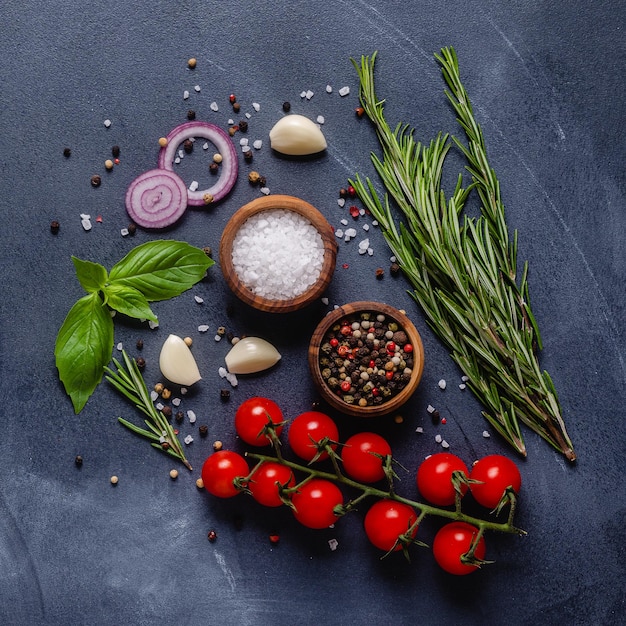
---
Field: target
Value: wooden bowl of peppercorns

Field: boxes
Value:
[308,302,424,418]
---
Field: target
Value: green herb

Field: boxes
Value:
[55,240,213,413]
[105,350,192,470]
[350,49,575,461]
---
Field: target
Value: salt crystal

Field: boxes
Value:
[358,238,370,250]
[149,320,159,329]
[415,426,424,433]
[159,435,166,444]
[210,101,218,111]
[116,342,123,351]
[362,224,370,231]
[482,430,491,438]
[435,434,442,443]
[226,372,238,387]
[151,391,159,402]
[438,379,447,390]
[316,115,325,124]
[321,297,329,305]
[390,255,397,262]
[253,139,263,149]
[218,367,228,378]
[305,90,314,100]
[184,435,194,445]
[339,86,350,97]
[174,157,181,164]
[81,218,92,231]
[104,119,111,128]
[194,85,201,92]
[335,229,344,238]
[194,295,204,304]
[300,91,307,98]
[187,410,197,424]
[372,220,378,226]
[189,181,199,192]
[459,383,466,390]
[172,398,181,407]
[328,538,339,551]
[461,375,469,382]
[180,387,188,395]
[239,138,249,146]
[340,219,348,226]
[155,402,164,411]
[441,440,450,449]
[252,102,261,112]
[367,248,374,256]
[203,142,209,150]
[183,90,189,99]
[120,228,129,237]
[326,84,333,93]
[260,187,270,195]
[245,112,251,119]
[178,149,185,159]
[198,324,210,332]
[241,145,251,153]
[337,198,345,207]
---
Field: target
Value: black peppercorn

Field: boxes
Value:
[74,455,83,467]
[183,139,193,154]
[238,120,248,132]
[111,145,120,158]
[63,147,71,158]
[208,530,217,542]
[90,174,101,187]
[390,262,401,275]
[187,110,196,120]
[136,339,144,350]
[202,246,212,257]
[50,220,60,234]
[199,424,209,437]
[232,102,241,113]
[135,357,146,370]
[243,150,253,162]
[375,267,385,279]
[209,162,219,174]
[161,405,172,418]
[282,101,291,112]
[175,411,184,423]
[258,176,267,187]
[220,389,231,401]
[127,222,137,236]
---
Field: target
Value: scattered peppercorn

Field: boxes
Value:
[355,106,365,118]
[238,120,248,133]
[339,188,347,198]
[213,440,223,451]
[375,267,385,279]
[232,102,241,113]
[282,101,291,112]
[220,389,231,402]
[244,150,253,163]
[63,147,71,158]
[183,336,193,347]
[228,126,237,137]
[161,405,173,418]
[188,58,197,69]
[269,533,280,545]
[90,174,101,188]
[187,109,196,120]
[111,145,120,158]
[127,222,137,236]
[50,220,60,234]
[154,382,164,394]
[183,139,193,154]
[209,162,219,174]
[104,159,114,171]
[110,476,119,485]
[207,530,217,542]
[158,137,168,147]
[161,441,171,451]
[169,469,179,480]
[213,153,223,164]
[175,411,184,424]
[136,339,144,350]
[258,175,267,187]
[228,94,237,104]
[347,185,356,197]
[390,262,401,276]
[431,409,441,425]
[202,246,212,257]
[199,424,208,438]
[135,357,146,370]
[248,171,261,185]
[74,455,83,467]
[196,478,205,489]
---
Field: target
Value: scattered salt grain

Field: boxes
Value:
[328,538,339,551]
[189,180,199,192]
[210,101,219,111]
[214,334,222,342]
[174,157,181,164]
[194,85,201,92]
[335,229,344,238]
[252,102,261,112]
[339,86,350,97]
[316,115,325,124]
[239,137,249,146]
[81,217,92,231]
[482,431,491,438]
[441,440,450,449]
[149,320,159,329]
[260,186,270,195]
[337,198,346,208]
[438,379,447,390]
[184,435,194,445]
[120,227,129,237]
[245,112,251,119]
[305,90,314,100]
[155,402,164,411]
[340,218,348,226]
[116,342,123,351]
[183,90,190,99]
[231,209,324,300]
[150,390,159,402]
[427,405,436,414]
[362,224,370,231]
[180,387,188,395]
[203,142,209,150]
[198,324,210,333]
[194,295,204,304]
[326,84,333,93]
[104,119,111,128]
[178,149,185,159]
[435,434,442,443]
[172,398,181,407]
[459,383,466,390]
[415,426,424,433]
[321,297,329,305]
[187,410,197,424]
[344,228,357,240]
[461,375,469,382]
[253,139,263,150]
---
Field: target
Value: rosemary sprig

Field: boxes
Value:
[349,49,575,461]
[105,350,192,470]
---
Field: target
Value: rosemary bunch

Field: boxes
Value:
[105,350,192,470]
[349,49,575,461]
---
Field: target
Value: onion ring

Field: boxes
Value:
[157,121,238,206]
[125,168,188,229]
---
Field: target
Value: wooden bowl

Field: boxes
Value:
[308,302,424,417]
[219,195,338,313]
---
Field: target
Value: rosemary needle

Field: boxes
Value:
[350,49,575,461]
[105,350,192,470]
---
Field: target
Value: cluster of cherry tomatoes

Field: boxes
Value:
[201,396,522,576]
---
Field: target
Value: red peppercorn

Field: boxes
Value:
[340,325,352,336]
[386,371,394,380]
[372,388,380,397]
[347,185,356,197]
[386,341,396,353]
[355,106,365,117]
[369,360,376,369]
[403,343,413,353]
[337,345,350,357]
[441,418,447,425]
[229,94,237,103]
[349,205,360,218]
[330,338,339,348]
[340,381,352,392]
[269,534,280,545]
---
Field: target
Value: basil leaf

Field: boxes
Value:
[102,283,157,322]
[108,240,213,301]
[55,292,114,414]
[72,257,108,293]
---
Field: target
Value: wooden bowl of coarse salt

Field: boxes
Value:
[219,195,338,313]
[308,302,425,417]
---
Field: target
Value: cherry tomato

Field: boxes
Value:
[291,479,343,529]
[364,499,418,552]
[432,522,486,575]
[248,462,296,507]
[234,397,284,447]
[342,432,392,483]
[201,450,248,498]
[469,454,522,509]
[288,411,339,461]
[416,452,469,506]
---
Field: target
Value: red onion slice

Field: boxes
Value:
[125,168,188,229]
[157,121,238,207]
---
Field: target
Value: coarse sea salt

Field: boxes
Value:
[231,209,325,300]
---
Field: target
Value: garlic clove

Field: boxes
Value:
[159,334,202,385]
[224,337,281,374]
[269,114,327,156]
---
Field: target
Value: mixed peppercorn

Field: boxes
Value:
[318,312,414,407]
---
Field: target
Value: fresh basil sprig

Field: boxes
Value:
[55,240,213,414]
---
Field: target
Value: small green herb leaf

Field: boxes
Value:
[55,292,115,413]
[102,283,157,322]
[108,240,213,301]
[72,257,108,293]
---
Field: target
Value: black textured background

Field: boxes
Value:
[1,2,624,624]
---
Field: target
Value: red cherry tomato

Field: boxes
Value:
[288,411,339,461]
[234,397,284,447]
[248,462,296,507]
[201,451,249,498]
[469,455,522,509]
[364,499,418,552]
[432,522,486,575]
[291,479,343,529]
[342,432,392,483]
[416,453,469,506]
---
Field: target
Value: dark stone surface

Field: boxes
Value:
[1,1,624,624]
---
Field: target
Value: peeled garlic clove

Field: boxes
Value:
[224,337,281,374]
[269,114,327,156]
[159,334,202,385]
